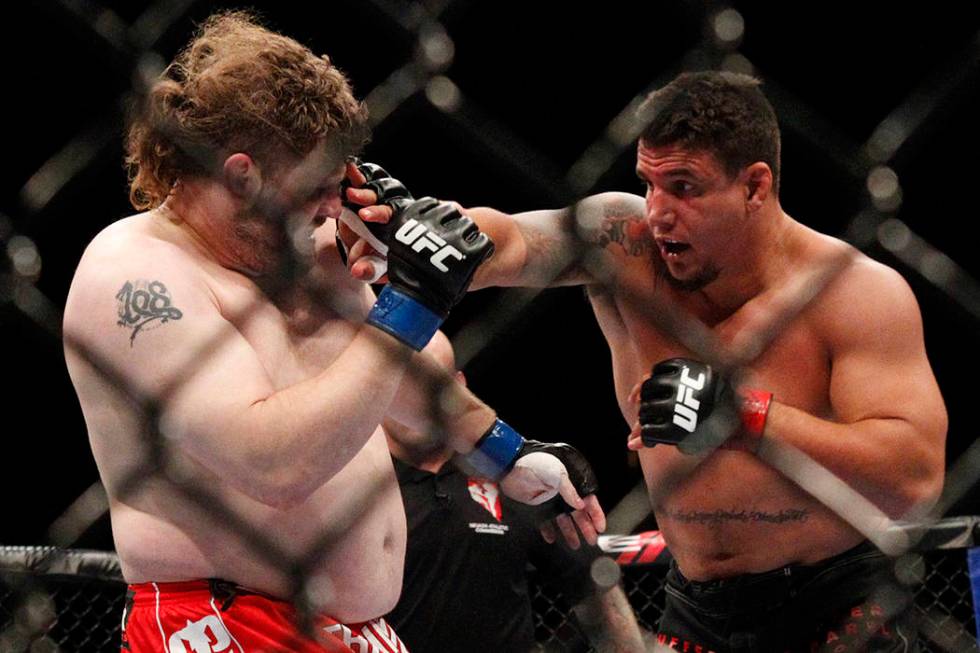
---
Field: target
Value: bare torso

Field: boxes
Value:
[66,212,406,622]
[587,213,866,580]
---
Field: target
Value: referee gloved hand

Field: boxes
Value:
[512,441,606,550]
[464,419,606,549]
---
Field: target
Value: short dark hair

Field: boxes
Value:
[638,71,781,196]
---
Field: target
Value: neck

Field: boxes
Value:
[161,181,294,282]
[159,184,246,269]
[699,205,796,312]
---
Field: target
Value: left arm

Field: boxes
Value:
[760,262,947,517]
[387,340,498,452]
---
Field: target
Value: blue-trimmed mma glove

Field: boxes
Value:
[639,358,772,454]
[336,158,414,278]
[366,197,494,350]
[465,419,598,513]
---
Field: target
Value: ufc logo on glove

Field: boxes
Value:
[394,219,465,271]
[673,366,706,433]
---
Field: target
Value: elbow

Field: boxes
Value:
[239,402,372,509]
[897,472,944,519]
[249,468,319,510]
[887,456,945,519]
[242,432,375,509]
[246,463,321,509]
[901,422,947,517]
[239,433,333,509]
[883,417,947,519]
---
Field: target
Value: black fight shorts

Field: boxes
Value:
[656,541,918,653]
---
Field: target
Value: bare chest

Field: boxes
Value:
[592,281,833,417]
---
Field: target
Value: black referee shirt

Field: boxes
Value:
[385,456,599,653]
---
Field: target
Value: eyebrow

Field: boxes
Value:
[636,167,698,181]
[661,167,698,178]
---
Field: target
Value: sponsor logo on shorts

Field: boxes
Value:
[656,633,717,652]
[323,618,407,652]
[167,615,235,653]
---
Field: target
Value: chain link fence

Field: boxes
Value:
[2,0,980,651]
[2,544,978,652]
[531,552,980,652]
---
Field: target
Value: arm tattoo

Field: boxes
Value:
[591,199,651,257]
[116,280,183,346]
[516,221,585,285]
[660,507,810,526]
[509,194,650,285]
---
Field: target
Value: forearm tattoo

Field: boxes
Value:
[516,221,584,285]
[660,507,810,526]
[116,280,183,346]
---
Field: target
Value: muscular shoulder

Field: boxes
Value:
[811,242,922,353]
[572,192,651,256]
[553,192,655,287]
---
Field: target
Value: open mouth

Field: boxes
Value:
[659,239,691,257]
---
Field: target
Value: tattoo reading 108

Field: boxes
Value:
[116,280,184,346]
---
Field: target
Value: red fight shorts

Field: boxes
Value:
[121,580,408,653]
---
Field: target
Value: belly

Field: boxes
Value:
[112,430,406,622]
[641,447,863,580]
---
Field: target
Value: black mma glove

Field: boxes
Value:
[343,158,414,213]
[639,357,772,454]
[338,158,414,255]
[366,197,494,350]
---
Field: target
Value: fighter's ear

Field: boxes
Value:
[223,153,262,203]
[742,162,772,212]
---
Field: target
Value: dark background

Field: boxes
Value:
[1,1,979,548]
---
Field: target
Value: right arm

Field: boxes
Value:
[340,183,650,291]
[467,192,650,290]
[65,240,414,509]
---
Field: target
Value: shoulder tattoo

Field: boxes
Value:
[115,280,184,346]
[590,199,651,257]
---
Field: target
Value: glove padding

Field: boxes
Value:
[638,358,741,454]
[503,440,598,517]
[340,158,414,245]
[337,159,414,282]
[386,197,494,317]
